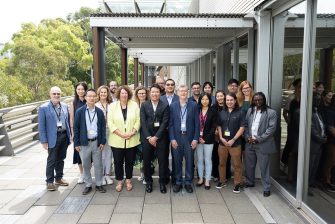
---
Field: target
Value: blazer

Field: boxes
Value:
[38,101,71,149]
[169,100,200,143]
[73,105,106,147]
[160,94,179,105]
[199,106,218,144]
[140,100,169,142]
[107,100,140,148]
[310,111,327,154]
[244,107,277,154]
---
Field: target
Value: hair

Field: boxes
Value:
[292,78,301,88]
[191,82,201,87]
[134,86,149,105]
[315,81,324,88]
[214,90,225,105]
[165,78,175,85]
[198,92,212,108]
[177,84,188,91]
[116,85,133,100]
[74,82,88,102]
[250,92,269,113]
[202,81,214,93]
[224,92,239,110]
[109,80,118,86]
[228,78,239,86]
[97,85,112,104]
[237,80,254,107]
[86,88,96,95]
[150,83,161,92]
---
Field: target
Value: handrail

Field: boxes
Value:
[0,96,73,156]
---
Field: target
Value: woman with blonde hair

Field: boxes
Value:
[95,85,113,186]
[237,80,254,114]
[108,85,140,192]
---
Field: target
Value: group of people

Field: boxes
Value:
[38,77,277,197]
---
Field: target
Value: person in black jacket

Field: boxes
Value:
[196,93,217,190]
[140,84,170,193]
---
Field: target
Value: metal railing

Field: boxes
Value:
[0,97,73,156]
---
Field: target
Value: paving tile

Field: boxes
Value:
[232,213,266,224]
[15,205,57,224]
[109,213,141,224]
[0,190,21,208]
[226,201,258,214]
[114,197,143,214]
[35,189,71,206]
[142,203,171,224]
[0,215,22,224]
[195,187,225,204]
[90,190,118,205]
[46,214,81,224]
[0,197,38,215]
[0,169,28,179]
[119,180,146,197]
[173,212,203,223]
[172,194,200,213]
[144,188,171,204]
[78,204,114,223]
[55,196,91,214]
[200,204,234,224]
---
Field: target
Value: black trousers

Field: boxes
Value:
[46,131,68,183]
[143,135,169,184]
[112,147,136,181]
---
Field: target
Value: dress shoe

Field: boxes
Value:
[173,184,182,193]
[185,184,193,193]
[47,183,56,191]
[55,179,69,186]
[204,184,211,190]
[82,186,92,195]
[160,184,167,194]
[263,191,271,197]
[146,183,153,193]
[196,181,204,187]
[244,184,255,188]
[96,186,106,193]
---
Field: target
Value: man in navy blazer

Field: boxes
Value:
[169,84,200,193]
[38,86,71,191]
[74,89,106,195]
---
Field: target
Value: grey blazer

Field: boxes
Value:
[244,107,277,154]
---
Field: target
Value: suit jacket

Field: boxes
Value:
[38,101,71,148]
[160,94,179,105]
[310,111,326,154]
[140,100,169,142]
[200,106,218,144]
[169,100,200,143]
[73,105,106,147]
[244,107,277,154]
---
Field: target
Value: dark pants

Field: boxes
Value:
[309,150,322,186]
[143,135,169,184]
[46,131,68,183]
[172,134,194,185]
[112,147,136,181]
[211,142,219,178]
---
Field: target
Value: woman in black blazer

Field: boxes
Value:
[196,92,218,189]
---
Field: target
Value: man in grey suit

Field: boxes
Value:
[244,92,277,197]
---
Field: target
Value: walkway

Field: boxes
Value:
[0,143,311,224]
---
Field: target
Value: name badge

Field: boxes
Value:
[88,130,97,135]
[181,122,186,128]
[57,122,62,128]
[224,130,230,137]
[154,122,160,127]
[200,131,203,136]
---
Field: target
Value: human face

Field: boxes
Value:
[137,89,147,102]
[99,88,108,101]
[120,89,128,102]
[241,84,251,97]
[324,92,333,104]
[165,80,175,94]
[156,78,165,90]
[201,95,210,108]
[85,90,96,107]
[191,84,201,96]
[76,85,85,99]
[150,87,160,102]
[316,84,325,95]
[178,87,188,101]
[50,87,61,104]
[253,95,264,109]
[203,84,212,94]
[216,92,225,105]
[225,95,236,110]
[109,81,118,94]
[228,83,238,94]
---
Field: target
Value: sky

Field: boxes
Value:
[0,0,101,44]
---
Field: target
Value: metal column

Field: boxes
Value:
[92,27,106,89]
[233,38,239,80]
[247,29,255,86]
[216,45,224,90]
[134,58,139,88]
[121,48,128,85]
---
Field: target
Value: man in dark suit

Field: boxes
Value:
[141,84,170,193]
[74,89,107,195]
[38,86,71,191]
[169,84,200,193]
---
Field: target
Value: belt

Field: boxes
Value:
[180,131,187,135]
[57,129,67,134]
[88,137,97,142]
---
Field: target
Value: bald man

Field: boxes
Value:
[38,86,71,191]
[156,77,166,96]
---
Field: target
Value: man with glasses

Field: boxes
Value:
[109,80,118,102]
[189,82,201,103]
[156,76,166,96]
[227,79,239,95]
[38,86,71,191]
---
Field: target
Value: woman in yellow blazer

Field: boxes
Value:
[107,85,140,192]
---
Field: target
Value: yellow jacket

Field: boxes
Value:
[107,100,140,148]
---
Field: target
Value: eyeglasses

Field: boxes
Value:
[242,87,250,91]
[52,93,61,96]
[166,83,175,86]
[137,92,146,95]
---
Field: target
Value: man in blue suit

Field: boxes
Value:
[169,84,200,193]
[38,86,71,191]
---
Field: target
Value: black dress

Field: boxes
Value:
[73,99,86,164]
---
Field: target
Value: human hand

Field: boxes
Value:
[171,140,178,149]
[42,143,48,150]
[191,140,198,150]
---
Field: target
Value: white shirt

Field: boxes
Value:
[251,108,262,137]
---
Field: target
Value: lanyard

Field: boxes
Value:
[199,111,207,131]
[52,103,62,122]
[87,108,96,124]
[180,105,187,120]
[225,110,232,131]
[100,102,108,119]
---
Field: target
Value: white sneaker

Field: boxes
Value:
[142,179,147,185]
[102,176,107,186]
[105,176,114,185]
[77,175,84,184]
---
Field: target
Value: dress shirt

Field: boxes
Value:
[85,106,98,139]
[251,108,262,137]
[51,102,67,131]
[180,103,187,132]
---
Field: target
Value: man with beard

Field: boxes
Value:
[189,82,201,103]
[109,80,118,102]
[156,76,166,96]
